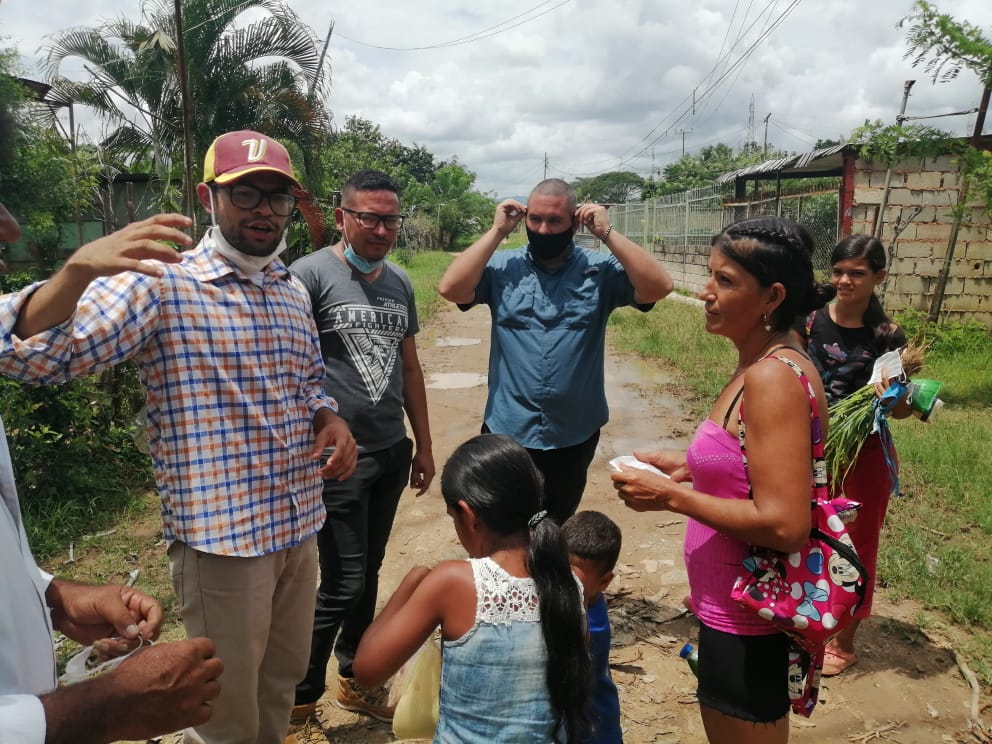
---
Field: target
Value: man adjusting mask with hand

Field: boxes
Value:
[438,178,674,525]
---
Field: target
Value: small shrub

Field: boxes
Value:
[0,370,153,559]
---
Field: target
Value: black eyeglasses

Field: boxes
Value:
[219,183,297,216]
[341,207,405,231]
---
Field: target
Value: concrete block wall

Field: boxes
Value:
[652,242,710,296]
[851,156,992,328]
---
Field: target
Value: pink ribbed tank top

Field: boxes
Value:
[683,419,780,635]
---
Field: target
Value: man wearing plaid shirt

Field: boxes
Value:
[0,130,357,744]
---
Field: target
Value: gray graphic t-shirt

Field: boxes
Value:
[291,248,419,452]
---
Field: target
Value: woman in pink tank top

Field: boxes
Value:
[611,217,833,744]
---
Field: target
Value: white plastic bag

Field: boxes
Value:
[391,638,441,740]
[59,639,152,685]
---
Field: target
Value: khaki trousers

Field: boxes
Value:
[169,537,318,744]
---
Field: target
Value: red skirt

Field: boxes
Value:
[835,433,896,618]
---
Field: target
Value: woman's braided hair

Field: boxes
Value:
[712,216,835,330]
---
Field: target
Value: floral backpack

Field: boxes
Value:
[729,354,868,717]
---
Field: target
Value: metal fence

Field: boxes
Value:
[606,180,841,272]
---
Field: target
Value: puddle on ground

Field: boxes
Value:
[435,337,482,347]
[604,353,688,455]
[427,372,488,389]
[605,357,681,414]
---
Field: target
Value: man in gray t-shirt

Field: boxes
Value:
[289,170,435,724]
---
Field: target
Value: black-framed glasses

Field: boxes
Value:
[219,183,297,216]
[341,207,405,231]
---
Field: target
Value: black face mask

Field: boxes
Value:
[526,227,574,261]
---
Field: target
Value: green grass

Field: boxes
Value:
[607,297,992,684]
[393,250,453,321]
[608,301,735,414]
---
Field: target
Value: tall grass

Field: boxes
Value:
[608,298,992,683]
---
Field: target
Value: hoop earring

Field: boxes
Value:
[762,313,772,332]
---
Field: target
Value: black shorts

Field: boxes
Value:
[695,621,790,723]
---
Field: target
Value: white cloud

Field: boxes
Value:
[3,0,991,197]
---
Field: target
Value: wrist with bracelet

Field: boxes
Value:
[601,224,613,241]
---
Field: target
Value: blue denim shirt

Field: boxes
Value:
[435,558,566,743]
[462,245,651,449]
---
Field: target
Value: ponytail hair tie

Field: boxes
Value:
[527,510,548,529]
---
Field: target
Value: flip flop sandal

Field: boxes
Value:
[822,647,858,677]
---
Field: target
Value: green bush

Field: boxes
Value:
[896,307,992,357]
[1,369,152,559]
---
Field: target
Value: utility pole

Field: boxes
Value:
[174,0,196,230]
[543,152,548,180]
[674,129,692,155]
[763,113,771,155]
[873,80,916,239]
[747,95,755,152]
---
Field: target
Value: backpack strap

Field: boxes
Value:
[737,354,827,502]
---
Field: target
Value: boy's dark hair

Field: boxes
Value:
[562,511,622,574]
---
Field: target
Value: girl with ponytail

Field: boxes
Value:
[353,433,590,742]
[803,235,911,676]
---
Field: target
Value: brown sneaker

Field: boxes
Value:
[284,719,325,744]
[334,674,395,722]
[289,702,317,726]
[285,702,323,744]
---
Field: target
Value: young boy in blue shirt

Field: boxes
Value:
[563,511,624,744]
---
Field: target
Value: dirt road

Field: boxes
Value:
[308,301,981,744]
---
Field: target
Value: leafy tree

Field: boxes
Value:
[405,160,494,250]
[320,116,437,192]
[0,49,100,276]
[650,143,770,196]
[572,171,644,203]
[41,0,330,196]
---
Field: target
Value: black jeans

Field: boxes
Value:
[295,437,413,705]
[482,425,600,525]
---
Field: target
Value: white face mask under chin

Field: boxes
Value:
[207,188,287,273]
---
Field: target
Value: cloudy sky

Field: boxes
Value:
[4,0,991,198]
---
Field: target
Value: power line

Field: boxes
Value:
[621,0,786,157]
[333,0,573,52]
[618,0,804,168]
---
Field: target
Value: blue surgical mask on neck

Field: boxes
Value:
[341,223,387,274]
[343,242,386,274]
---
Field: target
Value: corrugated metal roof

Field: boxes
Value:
[716,144,847,183]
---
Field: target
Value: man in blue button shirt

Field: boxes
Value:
[438,178,673,522]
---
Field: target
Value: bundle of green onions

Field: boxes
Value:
[824,344,924,488]
[825,384,880,486]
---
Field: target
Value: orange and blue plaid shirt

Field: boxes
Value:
[0,235,336,557]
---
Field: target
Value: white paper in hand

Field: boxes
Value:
[609,455,669,477]
[868,349,904,386]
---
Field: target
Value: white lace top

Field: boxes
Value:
[471,557,541,625]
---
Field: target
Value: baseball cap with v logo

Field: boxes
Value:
[202,130,301,187]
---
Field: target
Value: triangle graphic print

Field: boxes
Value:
[339,326,399,404]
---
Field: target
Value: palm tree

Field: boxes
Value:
[42,0,331,191]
